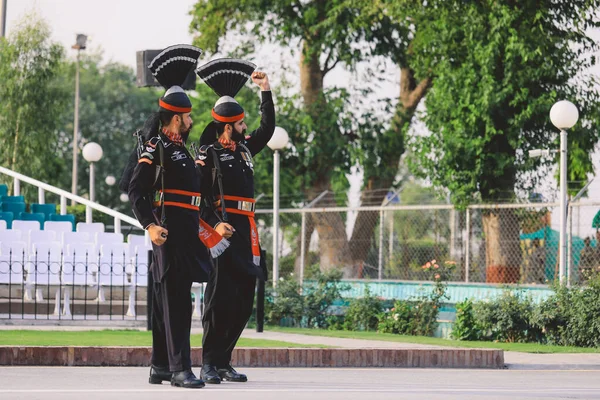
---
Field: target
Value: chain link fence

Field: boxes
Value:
[255,201,600,285]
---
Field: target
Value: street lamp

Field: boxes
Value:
[71,33,87,205]
[105,175,116,186]
[267,126,289,287]
[82,142,102,223]
[550,100,579,284]
[120,193,129,203]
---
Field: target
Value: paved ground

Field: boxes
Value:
[1,367,599,400]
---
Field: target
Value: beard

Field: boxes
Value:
[231,126,247,142]
[180,122,193,142]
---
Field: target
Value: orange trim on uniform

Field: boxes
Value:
[163,201,199,211]
[218,195,255,203]
[161,189,201,197]
[217,207,255,217]
[138,158,152,164]
[211,109,244,123]
[159,99,192,113]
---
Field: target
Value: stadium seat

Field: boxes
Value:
[25,241,63,314]
[61,231,91,246]
[27,230,58,253]
[0,241,27,285]
[48,214,76,231]
[13,219,41,232]
[18,212,46,228]
[0,229,23,243]
[44,221,73,234]
[0,220,6,231]
[0,211,13,229]
[97,243,130,302]
[0,195,24,203]
[95,232,124,245]
[2,202,25,216]
[0,184,8,197]
[63,243,98,286]
[76,222,105,234]
[31,204,57,219]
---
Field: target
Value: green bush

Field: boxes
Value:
[451,299,481,341]
[264,278,304,326]
[67,205,112,225]
[342,286,383,331]
[532,277,600,347]
[474,290,542,343]
[377,298,439,336]
[303,269,349,328]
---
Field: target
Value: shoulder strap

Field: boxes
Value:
[239,143,254,162]
[208,146,228,222]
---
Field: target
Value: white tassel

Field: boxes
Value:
[253,255,261,266]
[209,238,230,258]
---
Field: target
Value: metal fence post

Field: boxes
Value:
[146,250,153,331]
[567,203,573,287]
[465,208,470,283]
[299,211,306,286]
[378,208,384,280]
[256,277,265,333]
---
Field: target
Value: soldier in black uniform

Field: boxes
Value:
[128,45,227,389]
[195,59,275,384]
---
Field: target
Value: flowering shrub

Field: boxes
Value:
[377,259,454,336]
[342,286,384,331]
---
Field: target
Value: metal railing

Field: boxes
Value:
[0,166,141,233]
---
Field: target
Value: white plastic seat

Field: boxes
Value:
[28,230,57,253]
[0,220,6,230]
[61,231,91,246]
[76,222,105,233]
[25,242,63,313]
[95,232,124,245]
[0,241,27,284]
[44,221,73,234]
[191,283,204,319]
[62,243,98,286]
[13,220,41,233]
[97,243,130,302]
[0,229,22,243]
[128,246,149,286]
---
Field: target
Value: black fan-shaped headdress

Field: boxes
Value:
[149,44,203,113]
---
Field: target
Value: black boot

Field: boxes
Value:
[170,370,205,388]
[148,365,172,384]
[200,364,221,384]
[217,365,248,382]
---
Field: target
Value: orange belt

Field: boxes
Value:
[217,195,261,266]
[153,189,201,211]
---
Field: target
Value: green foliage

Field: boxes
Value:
[265,268,349,328]
[532,278,600,347]
[0,15,69,198]
[450,299,481,341]
[409,0,600,204]
[66,205,112,226]
[342,286,383,331]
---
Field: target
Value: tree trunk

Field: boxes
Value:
[482,209,522,283]
[10,108,22,172]
[348,68,431,270]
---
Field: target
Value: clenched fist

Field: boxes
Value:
[251,71,270,91]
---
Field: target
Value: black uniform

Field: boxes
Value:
[129,133,211,372]
[200,90,275,368]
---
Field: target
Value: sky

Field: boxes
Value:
[4,0,600,239]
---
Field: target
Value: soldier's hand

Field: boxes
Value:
[148,224,168,246]
[215,222,235,239]
[251,71,270,91]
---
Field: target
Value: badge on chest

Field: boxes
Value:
[171,150,187,161]
[241,151,254,172]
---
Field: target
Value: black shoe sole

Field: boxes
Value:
[202,377,222,384]
[149,376,170,384]
[220,376,248,382]
[170,381,205,388]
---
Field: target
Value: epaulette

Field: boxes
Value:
[196,144,212,166]
[138,136,161,163]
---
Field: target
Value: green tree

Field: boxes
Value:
[56,53,159,213]
[190,0,411,275]
[0,15,69,200]
[410,1,600,282]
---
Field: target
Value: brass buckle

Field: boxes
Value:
[191,196,201,207]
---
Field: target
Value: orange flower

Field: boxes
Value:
[434,274,440,279]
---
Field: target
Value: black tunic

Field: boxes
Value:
[199,90,276,277]
[128,133,211,283]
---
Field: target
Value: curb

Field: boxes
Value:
[0,346,504,369]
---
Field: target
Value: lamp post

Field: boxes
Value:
[71,34,87,205]
[105,175,116,187]
[120,193,129,203]
[267,127,289,287]
[82,142,103,223]
[549,100,579,285]
[1,0,7,38]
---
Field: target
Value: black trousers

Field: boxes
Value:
[151,268,193,372]
[202,253,256,367]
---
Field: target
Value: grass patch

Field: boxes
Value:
[0,330,329,348]
[266,326,600,354]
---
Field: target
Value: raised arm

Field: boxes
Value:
[244,72,276,156]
